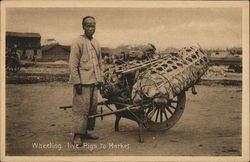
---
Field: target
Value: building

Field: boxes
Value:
[39,44,70,62]
[43,38,58,46]
[40,45,112,62]
[6,32,42,60]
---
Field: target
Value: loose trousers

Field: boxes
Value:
[72,85,98,134]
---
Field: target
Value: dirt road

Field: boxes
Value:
[5,83,241,156]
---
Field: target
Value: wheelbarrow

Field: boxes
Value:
[60,46,208,142]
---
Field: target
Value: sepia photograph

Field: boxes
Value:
[0,1,249,162]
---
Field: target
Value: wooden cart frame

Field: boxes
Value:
[60,90,187,142]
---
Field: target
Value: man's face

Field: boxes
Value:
[83,18,96,38]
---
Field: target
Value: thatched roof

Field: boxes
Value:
[42,44,111,55]
[6,32,41,38]
[42,43,58,52]
[42,43,70,53]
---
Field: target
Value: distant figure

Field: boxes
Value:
[69,16,103,147]
[6,44,21,72]
[10,44,21,62]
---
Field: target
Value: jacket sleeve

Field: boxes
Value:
[69,40,81,85]
[98,44,104,82]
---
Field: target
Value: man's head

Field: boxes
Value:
[82,16,96,39]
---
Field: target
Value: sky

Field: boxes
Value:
[6,7,242,50]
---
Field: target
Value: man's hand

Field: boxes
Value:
[74,84,82,95]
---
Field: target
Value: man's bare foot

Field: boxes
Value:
[72,134,83,147]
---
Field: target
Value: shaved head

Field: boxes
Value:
[82,16,96,39]
[82,16,95,27]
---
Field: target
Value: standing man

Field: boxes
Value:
[69,16,103,147]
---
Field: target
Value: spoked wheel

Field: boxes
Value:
[6,58,21,73]
[12,62,21,72]
[144,91,186,131]
[6,62,15,72]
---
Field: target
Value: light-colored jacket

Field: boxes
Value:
[69,35,103,85]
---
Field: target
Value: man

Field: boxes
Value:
[10,44,21,61]
[69,16,103,147]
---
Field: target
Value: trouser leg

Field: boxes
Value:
[72,86,90,134]
[87,86,98,130]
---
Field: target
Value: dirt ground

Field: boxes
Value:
[5,82,242,156]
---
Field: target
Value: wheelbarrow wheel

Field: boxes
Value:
[144,91,186,131]
[13,62,21,72]
[6,57,21,73]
